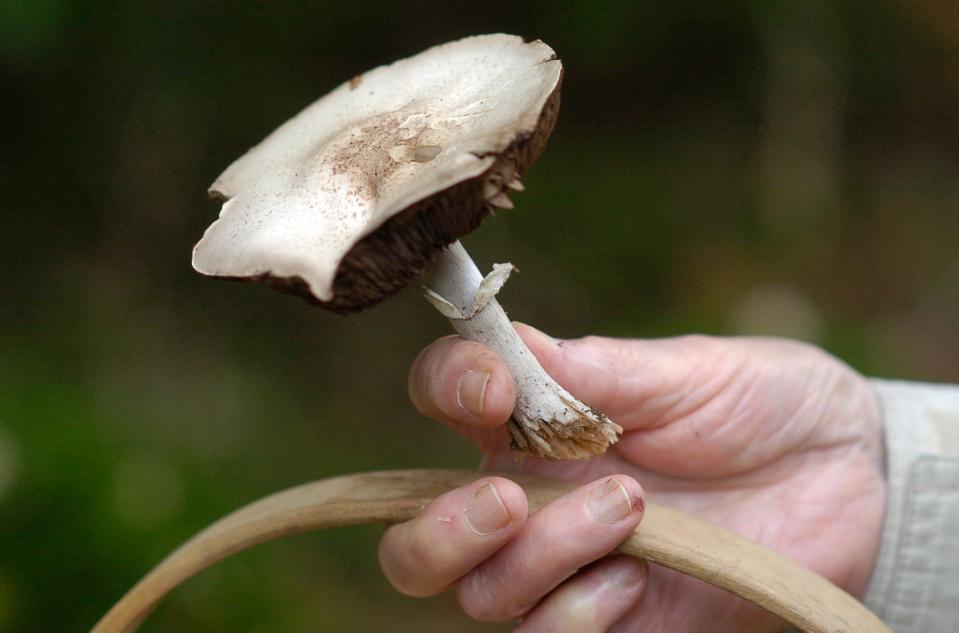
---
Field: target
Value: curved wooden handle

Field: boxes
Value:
[92,469,890,633]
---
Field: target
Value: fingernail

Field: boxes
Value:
[603,559,646,589]
[588,478,634,524]
[457,370,490,417]
[465,482,511,535]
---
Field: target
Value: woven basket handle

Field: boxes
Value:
[92,469,890,633]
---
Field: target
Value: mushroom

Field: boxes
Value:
[192,34,622,460]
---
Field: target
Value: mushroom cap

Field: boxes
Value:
[192,34,562,312]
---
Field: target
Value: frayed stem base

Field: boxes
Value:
[423,241,621,460]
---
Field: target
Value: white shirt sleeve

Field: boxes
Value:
[862,379,959,632]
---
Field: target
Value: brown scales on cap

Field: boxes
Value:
[325,81,561,313]
[207,78,562,315]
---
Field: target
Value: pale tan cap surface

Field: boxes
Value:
[192,34,561,302]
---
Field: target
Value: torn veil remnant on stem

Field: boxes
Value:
[424,242,622,459]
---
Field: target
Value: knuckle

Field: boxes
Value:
[456,584,502,621]
[381,526,448,597]
[456,567,524,622]
[404,530,448,583]
[468,343,506,367]
[408,346,450,413]
[675,333,720,354]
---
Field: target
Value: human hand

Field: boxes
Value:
[379,325,887,632]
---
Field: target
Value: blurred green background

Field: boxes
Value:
[1,1,957,631]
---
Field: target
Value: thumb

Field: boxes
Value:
[408,324,748,449]
[515,325,745,432]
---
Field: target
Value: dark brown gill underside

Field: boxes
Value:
[323,79,562,313]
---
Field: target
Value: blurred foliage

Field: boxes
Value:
[1,0,957,631]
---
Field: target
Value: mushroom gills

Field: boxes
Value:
[424,241,622,460]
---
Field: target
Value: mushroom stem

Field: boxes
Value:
[423,241,622,460]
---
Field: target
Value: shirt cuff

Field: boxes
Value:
[863,378,959,632]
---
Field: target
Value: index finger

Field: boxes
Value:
[408,336,516,451]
